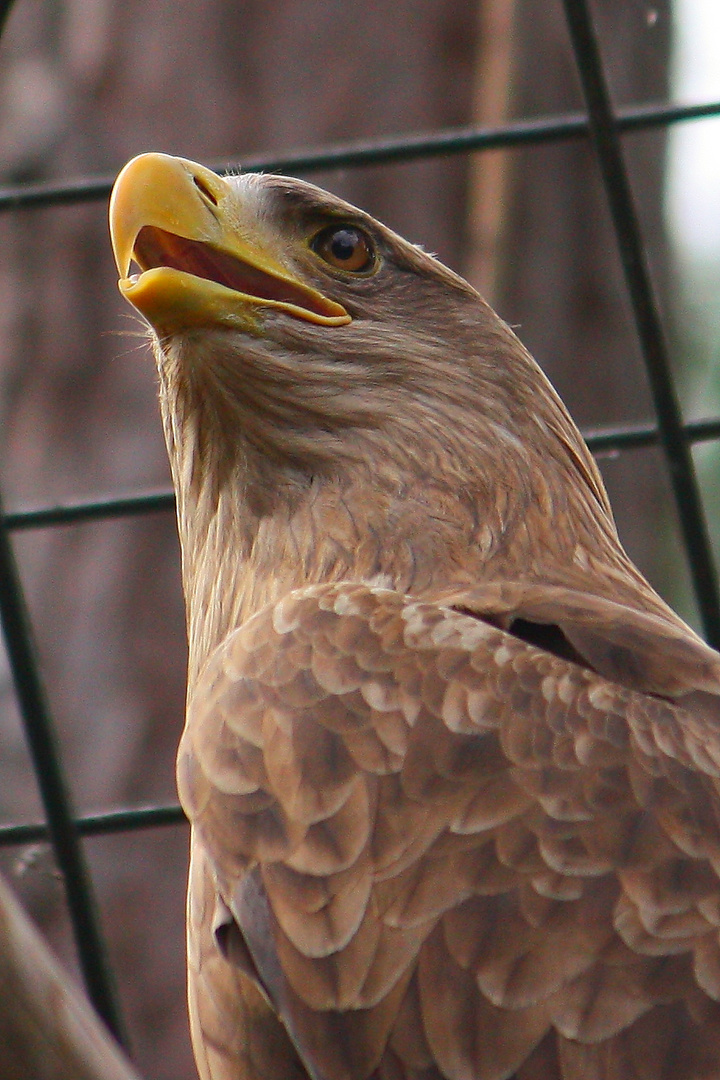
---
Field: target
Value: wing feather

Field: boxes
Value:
[178,581,720,1080]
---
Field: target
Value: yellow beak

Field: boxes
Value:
[109,153,351,334]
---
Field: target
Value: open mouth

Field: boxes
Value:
[110,152,351,330]
[130,226,346,322]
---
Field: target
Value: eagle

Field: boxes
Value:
[110,153,720,1080]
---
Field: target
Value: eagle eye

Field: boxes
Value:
[311,224,376,273]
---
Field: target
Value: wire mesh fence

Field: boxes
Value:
[0,0,718,1068]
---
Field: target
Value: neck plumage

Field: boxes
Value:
[157,357,669,688]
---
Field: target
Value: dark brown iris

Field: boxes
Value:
[311,225,376,273]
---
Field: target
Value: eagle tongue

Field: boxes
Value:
[133,225,321,312]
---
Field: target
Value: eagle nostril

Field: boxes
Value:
[193,174,219,207]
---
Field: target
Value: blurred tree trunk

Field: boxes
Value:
[0,1,676,1078]
[464,0,684,613]
[0,872,142,1080]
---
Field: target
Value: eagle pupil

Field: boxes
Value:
[330,230,359,262]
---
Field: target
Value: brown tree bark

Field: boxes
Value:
[0,871,141,1080]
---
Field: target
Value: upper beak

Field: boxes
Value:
[109,153,351,334]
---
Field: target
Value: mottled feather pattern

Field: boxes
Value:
[109,157,720,1080]
[178,582,720,1080]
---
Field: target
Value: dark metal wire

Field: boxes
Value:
[585,417,720,454]
[5,418,720,533]
[562,0,720,648]
[0,492,127,1044]
[0,804,186,847]
[4,490,176,530]
[0,99,719,212]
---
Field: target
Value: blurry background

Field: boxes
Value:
[668,0,720,580]
[0,1,717,1077]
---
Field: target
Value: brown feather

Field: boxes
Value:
[109,156,720,1080]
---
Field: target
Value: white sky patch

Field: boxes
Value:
[667,0,720,257]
